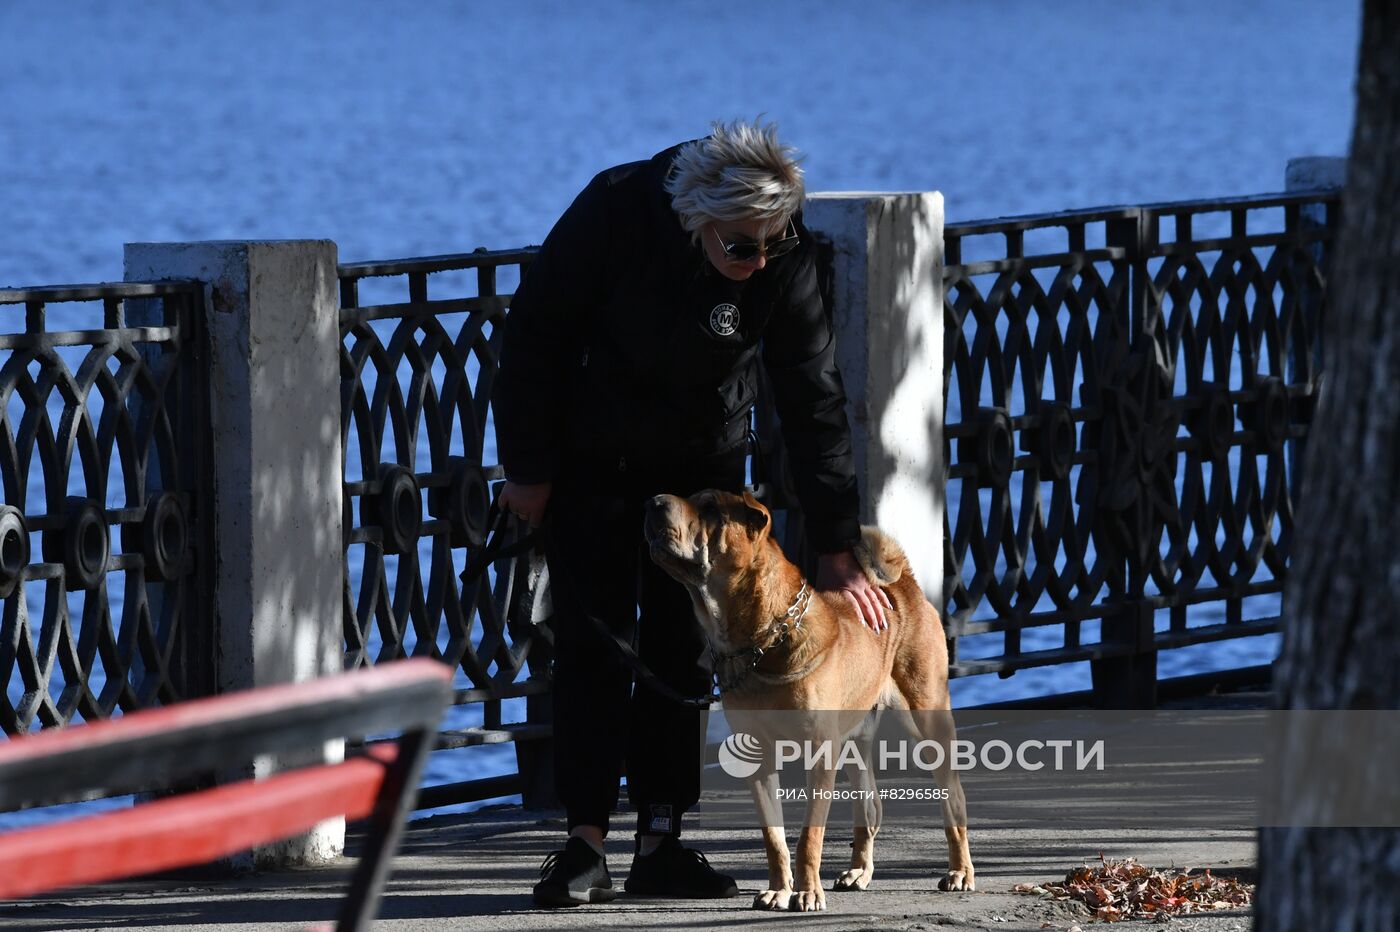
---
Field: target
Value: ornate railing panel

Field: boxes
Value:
[0,283,209,734]
[340,188,1340,794]
[338,249,554,768]
[942,191,1338,679]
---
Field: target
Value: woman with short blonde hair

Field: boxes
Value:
[497,118,887,909]
[665,119,807,241]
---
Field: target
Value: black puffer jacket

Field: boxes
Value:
[495,143,860,553]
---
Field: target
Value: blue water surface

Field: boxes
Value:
[0,0,1360,819]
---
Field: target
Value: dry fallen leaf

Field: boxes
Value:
[1011,855,1254,923]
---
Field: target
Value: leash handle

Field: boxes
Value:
[458,486,541,587]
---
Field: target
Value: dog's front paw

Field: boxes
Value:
[753,888,792,910]
[833,867,872,891]
[937,869,975,892]
[790,888,827,911]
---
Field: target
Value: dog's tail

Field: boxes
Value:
[851,526,913,588]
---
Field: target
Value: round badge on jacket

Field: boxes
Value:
[709,303,740,337]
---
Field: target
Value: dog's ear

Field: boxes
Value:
[741,490,770,539]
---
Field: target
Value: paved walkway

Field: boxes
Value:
[0,802,1255,932]
[0,691,1267,931]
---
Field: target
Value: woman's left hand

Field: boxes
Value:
[816,549,893,633]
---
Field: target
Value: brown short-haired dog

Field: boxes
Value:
[644,489,974,912]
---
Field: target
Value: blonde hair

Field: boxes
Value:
[665,119,805,243]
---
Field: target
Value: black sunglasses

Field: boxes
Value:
[711,220,800,262]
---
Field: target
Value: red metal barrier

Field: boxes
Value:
[0,658,453,932]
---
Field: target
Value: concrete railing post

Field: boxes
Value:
[125,240,346,867]
[1284,156,1346,500]
[1285,155,1347,199]
[803,193,946,604]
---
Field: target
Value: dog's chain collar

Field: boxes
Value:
[713,581,812,692]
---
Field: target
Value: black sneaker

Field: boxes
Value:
[533,837,617,908]
[624,836,740,898]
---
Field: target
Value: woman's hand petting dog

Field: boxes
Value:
[816,549,893,633]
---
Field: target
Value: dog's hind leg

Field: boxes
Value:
[892,626,975,893]
[908,707,975,892]
[834,710,881,892]
[747,766,793,910]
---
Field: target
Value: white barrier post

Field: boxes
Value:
[803,193,946,603]
[125,240,346,867]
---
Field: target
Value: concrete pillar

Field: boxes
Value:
[124,240,345,867]
[1284,157,1345,504]
[1287,155,1347,239]
[1285,155,1347,195]
[803,193,946,603]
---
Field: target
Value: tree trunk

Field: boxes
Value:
[1256,1,1400,929]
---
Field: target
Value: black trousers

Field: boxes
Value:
[546,446,746,838]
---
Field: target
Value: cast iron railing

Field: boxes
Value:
[941,191,1337,701]
[332,188,1339,800]
[0,188,1338,804]
[337,249,555,804]
[0,282,209,734]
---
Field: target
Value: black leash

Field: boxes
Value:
[561,565,721,710]
[459,488,720,709]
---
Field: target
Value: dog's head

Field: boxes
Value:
[643,488,772,586]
